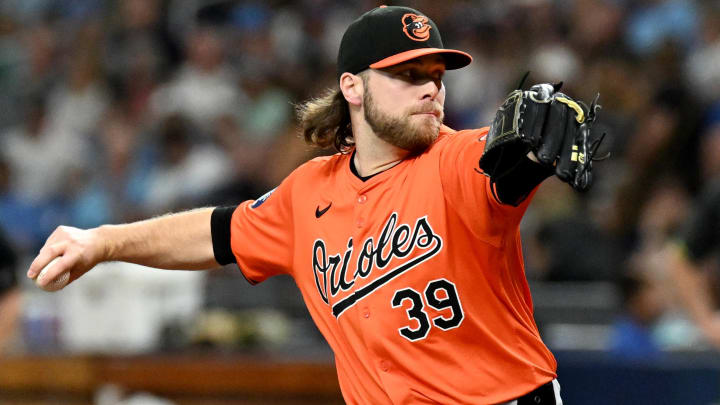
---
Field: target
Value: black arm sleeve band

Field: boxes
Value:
[211,205,238,265]
[493,156,555,206]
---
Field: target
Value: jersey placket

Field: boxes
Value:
[363,185,423,405]
[351,182,399,387]
[352,188,376,337]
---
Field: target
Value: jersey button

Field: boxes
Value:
[380,360,390,372]
[356,218,364,228]
[357,194,367,204]
[362,309,370,318]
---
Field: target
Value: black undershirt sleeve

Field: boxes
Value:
[490,156,555,206]
[211,205,238,265]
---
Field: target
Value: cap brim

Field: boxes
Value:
[369,48,472,70]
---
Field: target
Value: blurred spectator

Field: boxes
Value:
[104,0,178,124]
[625,0,699,56]
[238,71,293,142]
[528,43,581,86]
[0,96,73,252]
[667,180,720,349]
[609,85,699,243]
[0,158,40,252]
[684,4,720,103]
[608,268,666,360]
[57,261,203,354]
[568,0,623,56]
[141,114,232,214]
[66,109,148,227]
[442,40,506,129]
[202,113,267,206]
[46,22,109,142]
[636,177,691,250]
[150,25,246,133]
[0,23,59,128]
[1,94,82,202]
[524,178,621,282]
[626,180,701,351]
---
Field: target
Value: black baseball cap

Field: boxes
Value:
[337,5,472,80]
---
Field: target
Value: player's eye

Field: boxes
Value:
[395,69,415,80]
[400,69,428,83]
[387,66,444,87]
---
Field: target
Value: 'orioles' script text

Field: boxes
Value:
[312,213,443,317]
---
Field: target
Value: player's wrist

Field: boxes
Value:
[93,225,119,263]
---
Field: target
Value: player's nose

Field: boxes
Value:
[420,78,442,100]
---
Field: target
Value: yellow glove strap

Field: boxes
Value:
[555,96,585,123]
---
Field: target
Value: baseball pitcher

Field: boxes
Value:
[28,6,606,404]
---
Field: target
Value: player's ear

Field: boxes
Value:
[339,72,363,106]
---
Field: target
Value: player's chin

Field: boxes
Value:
[405,127,440,154]
[417,117,442,137]
[412,113,442,131]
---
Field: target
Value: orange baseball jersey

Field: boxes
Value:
[229,126,557,404]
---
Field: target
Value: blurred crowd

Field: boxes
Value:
[0,0,719,358]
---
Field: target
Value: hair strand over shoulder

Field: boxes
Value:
[295,87,354,153]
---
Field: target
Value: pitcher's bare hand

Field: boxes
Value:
[27,226,108,291]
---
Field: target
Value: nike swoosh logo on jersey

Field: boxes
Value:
[315,202,332,218]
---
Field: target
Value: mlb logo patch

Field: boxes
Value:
[251,188,276,208]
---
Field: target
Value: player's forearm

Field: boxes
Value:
[98,208,219,270]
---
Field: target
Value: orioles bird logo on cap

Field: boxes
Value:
[402,13,431,41]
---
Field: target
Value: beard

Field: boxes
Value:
[363,89,444,154]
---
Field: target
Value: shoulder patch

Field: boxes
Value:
[251,188,276,208]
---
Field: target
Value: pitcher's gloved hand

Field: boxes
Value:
[480,82,607,192]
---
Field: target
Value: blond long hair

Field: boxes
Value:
[295,86,354,153]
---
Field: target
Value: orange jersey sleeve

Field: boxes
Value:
[229,179,296,284]
[438,126,538,243]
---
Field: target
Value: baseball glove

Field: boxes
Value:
[479,82,607,192]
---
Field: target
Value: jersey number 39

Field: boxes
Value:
[391,278,464,341]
